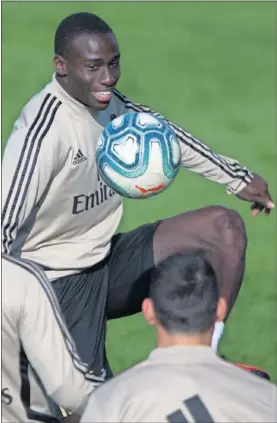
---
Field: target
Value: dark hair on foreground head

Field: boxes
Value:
[54,12,112,56]
[149,252,219,334]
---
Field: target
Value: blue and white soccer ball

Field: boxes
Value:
[96,112,181,199]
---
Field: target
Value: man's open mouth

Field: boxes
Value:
[92,91,113,102]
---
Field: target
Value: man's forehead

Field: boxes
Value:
[69,32,119,59]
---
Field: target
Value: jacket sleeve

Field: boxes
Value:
[1,94,63,254]
[113,89,253,194]
[20,262,104,415]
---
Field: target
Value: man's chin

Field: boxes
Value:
[88,97,111,111]
[88,91,113,111]
[94,101,111,111]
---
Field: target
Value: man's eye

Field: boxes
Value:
[110,61,119,68]
[87,65,99,71]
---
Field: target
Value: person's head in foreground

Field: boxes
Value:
[54,12,120,110]
[143,253,271,380]
[142,251,227,347]
[80,252,276,423]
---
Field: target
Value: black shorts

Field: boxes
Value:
[51,221,160,378]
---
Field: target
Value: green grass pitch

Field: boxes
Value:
[2,2,276,381]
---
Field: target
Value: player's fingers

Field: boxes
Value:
[251,203,264,216]
[257,197,274,209]
[260,189,275,209]
[264,198,275,209]
[251,203,263,212]
[264,207,271,216]
[251,209,262,216]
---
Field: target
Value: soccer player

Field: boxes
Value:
[1,254,103,423]
[2,12,274,377]
[80,252,277,423]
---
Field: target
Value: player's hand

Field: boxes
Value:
[235,173,275,216]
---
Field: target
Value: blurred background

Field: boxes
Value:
[2,1,277,380]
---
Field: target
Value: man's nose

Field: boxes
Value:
[100,67,117,87]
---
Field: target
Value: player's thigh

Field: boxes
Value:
[51,263,111,376]
[107,221,161,319]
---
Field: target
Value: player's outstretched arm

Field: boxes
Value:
[114,90,274,216]
[1,100,62,255]
[18,258,104,416]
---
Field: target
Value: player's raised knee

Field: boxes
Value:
[212,206,247,249]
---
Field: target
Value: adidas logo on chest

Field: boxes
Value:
[73,149,87,165]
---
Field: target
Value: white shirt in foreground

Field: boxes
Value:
[2,254,104,423]
[81,345,277,423]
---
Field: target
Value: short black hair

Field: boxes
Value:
[54,12,112,56]
[149,252,219,334]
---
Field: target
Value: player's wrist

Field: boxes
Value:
[226,169,254,195]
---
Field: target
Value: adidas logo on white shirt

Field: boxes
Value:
[73,149,87,165]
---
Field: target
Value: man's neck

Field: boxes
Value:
[52,74,98,119]
[55,75,87,107]
[156,328,213,349]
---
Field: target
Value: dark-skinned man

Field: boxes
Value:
[2,13,274,384]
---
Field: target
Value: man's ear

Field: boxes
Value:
[54,55,67,76]
[216,297,227,323]
[142,298,156,326]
